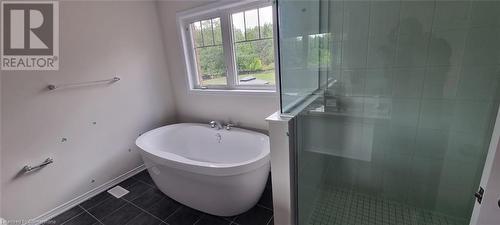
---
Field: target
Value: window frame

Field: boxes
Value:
[177,0,278,93]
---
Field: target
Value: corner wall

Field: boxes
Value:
[156,0,279,131]
[0,1,176,220]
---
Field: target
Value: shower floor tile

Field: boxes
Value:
[306,186,468,225]
[45,170,274,225]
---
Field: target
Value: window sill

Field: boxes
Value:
[188,88,278,96]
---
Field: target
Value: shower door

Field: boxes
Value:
[277,0,500,224]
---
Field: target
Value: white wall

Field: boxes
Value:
[156,0,279,131]
[0,1,176,220]
[0,64,2,219]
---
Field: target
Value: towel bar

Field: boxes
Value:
[23,158,54,173]
[47,77,120,90]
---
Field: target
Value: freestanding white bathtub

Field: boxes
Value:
[135,123,270,216]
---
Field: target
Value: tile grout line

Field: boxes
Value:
[124,184,155,202]
[363,0,373,69]
[109,175,198,225]
[130,172,157,188]
[192,217,202,225]
[81,195,113,213]
[132,178,157,189]
[226,215,238,223]
[123,178,163,205]
[57,211,86,225]
[266,215,274,225]
[70,173,274,225]
[256,204,273,212]
[163,206,182,223]
[125,174,180,224]
[77,183,137,220]
[91,199,130,223]
[404,0,438,206]
[121,197,172,224]
[55,176,141,225]
[122,207,147,225]
[78,205,105,225]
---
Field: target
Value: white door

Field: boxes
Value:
[470,106,500,225]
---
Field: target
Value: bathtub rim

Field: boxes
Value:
[136,123,270,176]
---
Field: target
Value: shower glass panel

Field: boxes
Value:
[279,0,331,112]
[278,0,500,224]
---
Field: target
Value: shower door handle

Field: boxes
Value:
[474,187,484,204]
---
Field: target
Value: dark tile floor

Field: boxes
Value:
[46,171,273,225]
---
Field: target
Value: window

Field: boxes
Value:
[178,1,276,92]
[190,18,226,86]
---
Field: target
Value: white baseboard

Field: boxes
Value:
[30,164,146,225]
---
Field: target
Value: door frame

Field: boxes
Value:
[470,105,500,225]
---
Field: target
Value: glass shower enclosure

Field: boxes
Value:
[277,0,500,224]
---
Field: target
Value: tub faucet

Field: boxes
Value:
[225,122,235,130]
[209,121,223,130]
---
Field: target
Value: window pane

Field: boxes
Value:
[190,18,226,86]
[191,22,203,47]
[194,46,227,86]
[234,39,275,86]
[259,6,273,38]
[232,12,245,42]
[232,6,275,86]
[212,18,222,45]
[188,6,276,89]
[245,9,259,40]
[201,19,214,46]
